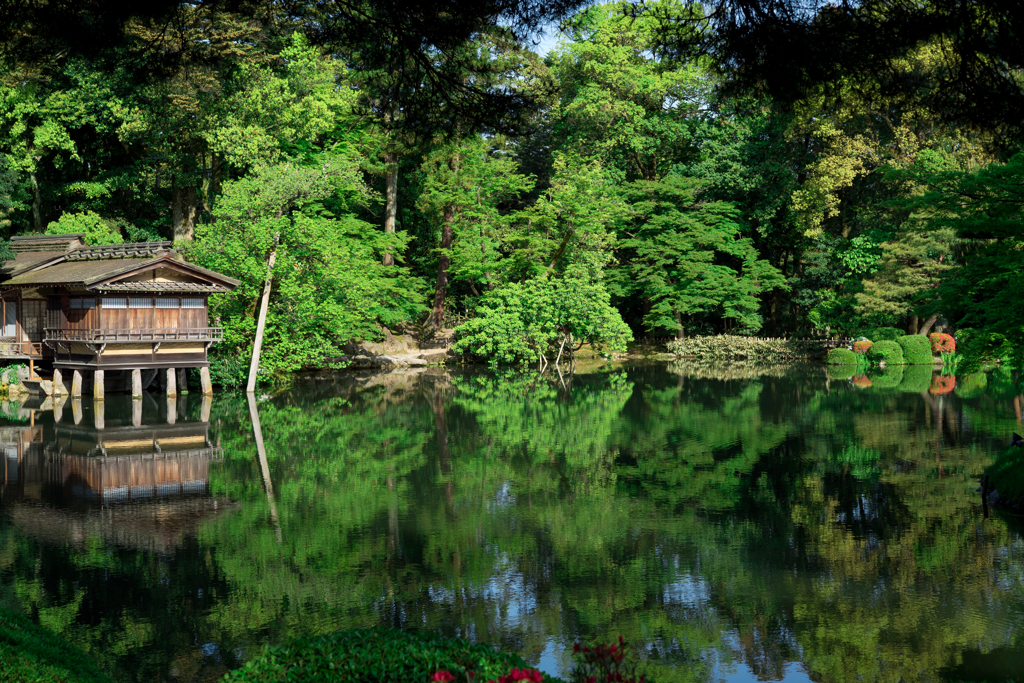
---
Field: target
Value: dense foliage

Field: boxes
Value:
[224,628,539,683]
[0,0,1021,372]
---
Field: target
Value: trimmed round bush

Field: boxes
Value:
[898,365,933,392]
[867,340,904,365]
[826,348,858,365]
[896,335,934,364]
[868,366,904,390]
[928,332,956,354]
[224,628,534,683]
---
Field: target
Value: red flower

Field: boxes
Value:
[852,340,873,355]
[929,332,955,354]
[432,672,456,683]
[852,374,872,388]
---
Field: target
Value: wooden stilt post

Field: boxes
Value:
[53,369,68,396]
[93,398,104,430]
[248,233,279,394]
[166,395,176,425]
[200,393,212,422]
[71,399,83,425]
[166,367,176,397]
[200,366,212,396]
[71,370,83,398]
[131,369,142,398]
[93,370,104,400]
[177,368,188,394]
[132,398,142,427]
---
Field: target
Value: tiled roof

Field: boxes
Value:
[0,251,66,277]
[94,281,229,293]
[1,259,156,286]
[66,242,173,260]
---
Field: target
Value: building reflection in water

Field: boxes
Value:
[1,393,228,554]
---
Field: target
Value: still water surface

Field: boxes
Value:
[2,363,1024,683]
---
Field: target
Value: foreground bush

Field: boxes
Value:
[867,340,904,365]
[569,637,646,683]
[896,335,934,364]
[0,607,112,683]
[455,269,631,366]
[224,628,541,683]
[826,348,858,365]
[669,336,814,362]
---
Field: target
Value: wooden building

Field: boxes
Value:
[0,234,239,396]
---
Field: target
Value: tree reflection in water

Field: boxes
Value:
[1,365,1023,682]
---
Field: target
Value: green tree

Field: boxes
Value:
[615,173,786,336]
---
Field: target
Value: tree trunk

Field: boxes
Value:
[906,314,919,335]
[29,169,43,232]
[917,312,939,335]
[172,185,198,241]
[431,203,455,330]
[674,309,684,339]
[382,151,398,266]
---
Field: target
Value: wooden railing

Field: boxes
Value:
[0,340,45,357]
[45,328,224,342]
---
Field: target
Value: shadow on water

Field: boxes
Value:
[1,363,1023,682]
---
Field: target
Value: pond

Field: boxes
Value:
[2,362,1024,683]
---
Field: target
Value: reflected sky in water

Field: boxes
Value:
[2,363,1024,683]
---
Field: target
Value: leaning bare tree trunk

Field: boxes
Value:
[917,313,940,335]
[29,167,43,232]
[382,151,398,266]
[431,203,455,331]
[172,185,198,241]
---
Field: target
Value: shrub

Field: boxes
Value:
[955,372,988,398]
[1,607,112,683]
[826,348,858,365]
[928,332,956,354]
[863,326,902,342]
[667,335,814,362]
[852,340,873,354]
[569,637,647,683]
[455,269,631,365]
[867,340,904,365]
[896,335,934,364]
[852,374,873,388]
[898,366,933,392]
[224,628,539,683]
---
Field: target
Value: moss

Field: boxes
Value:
[826,348,858,365]
[898,365,934,393]
[0,607,112,683]
[896,335,934,364]
[224,628,552,683]
[867,340,905,365]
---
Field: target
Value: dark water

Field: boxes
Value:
[2,363,1024,683]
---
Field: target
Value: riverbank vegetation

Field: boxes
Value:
[1,0,1022,375]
